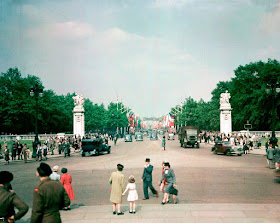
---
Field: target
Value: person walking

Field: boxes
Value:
[274,145,280,170]
[11,142,17,161]
[30,163,70,223]
[36,143,42,161]
[17,142,23,160]
[266,144,275,169]
[42,143,48,160]
[0,171,29,223]
[60,168,75,210]
[122,175,138,214]
[159,162,177,204]
[22,144,29,163]
[109,164,125,215]
[50,165,60,181]
[4,147,10,165]
[160,161,167,193]
[162,136,166,151]
[141,158,158,200]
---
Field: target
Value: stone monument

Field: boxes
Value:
[220,90,232,135]
[73,95,85,137]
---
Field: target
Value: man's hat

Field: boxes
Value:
[0,171,13,184]
[164,162,170,167]
[145,158,150,162]
[117,164,124,169]
[37,163,52,176]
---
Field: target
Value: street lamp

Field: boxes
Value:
[30,81,43,158]
[266,82,280,148]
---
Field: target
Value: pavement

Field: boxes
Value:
[18,204,280,223]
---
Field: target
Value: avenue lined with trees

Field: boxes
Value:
[0,58,279,135]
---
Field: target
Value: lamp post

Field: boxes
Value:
[266,82,280,148]
[30,81,43,158]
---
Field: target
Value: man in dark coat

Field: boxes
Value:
[141,158,158,200]
[30,162,70,223]
[0,171,29,223]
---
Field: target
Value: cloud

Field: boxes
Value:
[152,0,192,8]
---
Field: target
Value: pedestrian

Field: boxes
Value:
[258,136,262,149]
[141,158,158,200]
[11,142,17,161]
[0,171,29,222]
[243,141,249,154]
[60,168,75,210]
[42,143,48,160]
[160,161,167,193]
[122,175,138,214]
[266,144,275,169]
[114,135,118,146]
[30,163,70,223]
[4,147,10,165]
[162,136,166,151]
[159,162,177,204]
[274,145,280,170]
[109,164,125,215]
[265,140,270,152]
[58,140,62,154]
[36,143,42,161]
[50,165,60,181]
[17,142,23,160]
[22,144,29,163]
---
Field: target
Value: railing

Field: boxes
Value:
[0,134,74,141]
[232,131,280,137]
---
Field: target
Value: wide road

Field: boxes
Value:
[1,135,279,209]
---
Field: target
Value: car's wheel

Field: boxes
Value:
[82,153,85,157]
[107,149,111,154]
[238,153,242,156]
[226,150,231,156]
[95,150,100,156]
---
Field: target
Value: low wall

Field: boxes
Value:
[0,134,74,141]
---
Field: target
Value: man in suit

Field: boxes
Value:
[141,158,158,200]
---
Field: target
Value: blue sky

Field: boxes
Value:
[0,0,279,117]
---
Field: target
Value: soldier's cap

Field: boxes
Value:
[0,171,13,184]
[37,162,52,177]
[145,158,150,162]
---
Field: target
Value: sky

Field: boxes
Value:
[1,0,280,117]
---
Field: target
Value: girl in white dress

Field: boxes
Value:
[122,175,138,214]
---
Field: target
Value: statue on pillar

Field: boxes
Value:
[73,95,85,112]
[220,90,231,105]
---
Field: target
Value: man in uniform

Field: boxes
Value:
[30,162,70,223]
[141,158,158,200]
[0,171,29,223]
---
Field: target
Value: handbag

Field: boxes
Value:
[169,186,178,196]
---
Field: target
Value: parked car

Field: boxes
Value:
[125,134,133,142]
[80,139,111,156]
[168,133,175,140]
[212,141,243,156]
[135,133,144,141]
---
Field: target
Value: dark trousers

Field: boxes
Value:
[143,180,157,198]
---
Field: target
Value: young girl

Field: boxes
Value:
[122,175,138,214]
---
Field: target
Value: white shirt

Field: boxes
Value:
[49,172,60,181]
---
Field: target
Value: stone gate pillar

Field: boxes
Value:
[220,90,232,135]
[73,95,85,138]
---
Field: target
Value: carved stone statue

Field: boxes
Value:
[220,90,231,105]
[73,95,85,108]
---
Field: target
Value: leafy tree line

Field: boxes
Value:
[171,59,280,131]
[0,68,128,134]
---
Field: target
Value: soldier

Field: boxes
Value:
[0,171,29,222]
[30,162,70,223]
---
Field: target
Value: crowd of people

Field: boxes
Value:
[0,162,75,223]
[109,158,177,215]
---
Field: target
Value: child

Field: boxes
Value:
[122,175,138,214]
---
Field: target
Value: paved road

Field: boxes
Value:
[1,135,279,209]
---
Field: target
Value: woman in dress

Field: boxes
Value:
[122,175,138,214]
[109,164,125,215]
[60,168,75,210]
[160,161,167,193]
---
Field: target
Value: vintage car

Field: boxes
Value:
[212,141,243,156]
[125,134,133,142]
[168,133,175,140]
[159,130,164,135]
[80,139,111,156]
[150,133,158,140]
[135,133,144,141]
[178,126,200,148]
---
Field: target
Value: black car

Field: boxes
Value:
[80,139,111,156]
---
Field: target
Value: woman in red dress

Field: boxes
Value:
[61,168,75,210]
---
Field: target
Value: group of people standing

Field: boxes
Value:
[0,162,75,222]
[109,158,177,215]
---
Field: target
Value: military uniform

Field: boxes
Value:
[30,178,70,223]
[0,186,29,222]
